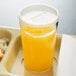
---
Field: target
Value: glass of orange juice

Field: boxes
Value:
[19,4,59,73]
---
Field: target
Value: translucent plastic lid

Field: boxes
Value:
[19,4,59,27]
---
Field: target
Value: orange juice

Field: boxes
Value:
[20,25,56,72]
[19,4,59,72]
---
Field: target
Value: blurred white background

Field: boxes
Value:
[0,0,76,34]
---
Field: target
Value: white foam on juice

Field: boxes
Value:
[21,11,56,27]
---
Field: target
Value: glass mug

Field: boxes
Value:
[19,4,59,73]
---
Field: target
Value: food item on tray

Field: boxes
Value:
[0,49,4,61]
[0,38,9,61]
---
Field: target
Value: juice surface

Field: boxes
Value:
[20,24,56,72]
